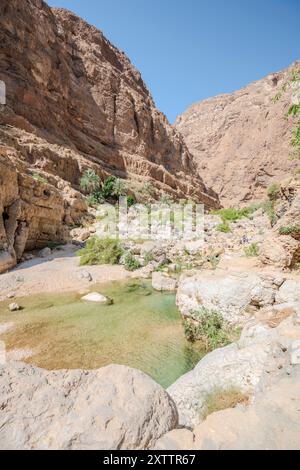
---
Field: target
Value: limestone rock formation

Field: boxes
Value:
[168,308,300,428]
[0,151,87,273]
[0,0,219,213]
[0,362,178,450]
[176,62,300,205]
[176,271,285,324]
[260,176,300,269]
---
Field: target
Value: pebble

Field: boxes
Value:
[9,303,21,312]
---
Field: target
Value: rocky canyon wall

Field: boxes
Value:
[0,0,219,272]
[176,62,300,206]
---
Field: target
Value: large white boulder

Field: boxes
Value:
[177,271,284,324]
[167,338,282,428]
[0,363,178,450]
[276,280,300,304]
[81,292,111,304]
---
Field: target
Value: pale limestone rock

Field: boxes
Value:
[276,280,300,304]
[176,271,280,324]
[8,303,20,312]
[0,363,178,450]
[167,342,280,428]
[192,375,300,450]
[290,340,300,365]
[152,272,177,292]
[81,292,112,304]
[153,429,195,450]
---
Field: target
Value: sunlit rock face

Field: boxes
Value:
[176,61,300,206]
[0,0,219,210]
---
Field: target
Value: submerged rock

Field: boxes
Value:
[0,363,178,450]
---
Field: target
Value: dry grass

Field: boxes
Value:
[202,387,250,420]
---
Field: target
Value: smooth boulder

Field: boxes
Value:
[0,363,178,450]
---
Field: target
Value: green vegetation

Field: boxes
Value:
[279,224,300,236]
[32,172,48,184]
[216,222,231,233]
[159,192,174,205]
[201,387,249,420]
[244,242,260,257]
[79,171,133,207]
[273,67,300,157]
[183,307,240,351]
[261,200,278,226]
[78,237,123,266]
[294,168,300,175]
[155,259,171,272]
[267,182,281,202]
[212,206,257,223]
[80,169,101,194]
[124,252,141,272]
[86,191,104,207]
[126,195,136,207]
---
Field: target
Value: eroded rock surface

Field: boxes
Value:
[0,363,178,450]
[176,62,300,205]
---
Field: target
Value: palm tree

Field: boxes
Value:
[80,169,100,194]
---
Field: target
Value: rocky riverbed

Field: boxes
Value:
[1,176,300,449]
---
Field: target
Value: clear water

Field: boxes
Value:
[0,280,204,388]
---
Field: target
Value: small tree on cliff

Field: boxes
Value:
[80,169,101,194]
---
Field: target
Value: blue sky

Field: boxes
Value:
[47,0,300,123]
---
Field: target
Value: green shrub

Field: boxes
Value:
[216,222,231,233]
[159,192,174,205]
[111,178,127,198]
[102,176,117,199]
[183,307,240,350]
[102,176,127,199]
[273,67,300,156]
[261,200,278,226]
[126,195,136,207]
[144,252,154,265]
[212,206,256,223]
[279,224,300,236]
[86,190,104,207]
[32,172,48,184]
[80,169,101,194]
[294,168,300,175]
[267,182,281,202]
[244,243,260,257]
[78,237,123,266]
[201,387,249,420]
[124,252,141,272]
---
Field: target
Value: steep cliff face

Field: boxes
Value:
[0,0,219,272]
[176,62,300,206]
[0,0,218,206]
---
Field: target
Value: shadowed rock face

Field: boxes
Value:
[0,0,219,208]
[176,62,300,206]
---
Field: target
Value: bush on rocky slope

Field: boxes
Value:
[78,237,123,266]
[183,307,240,350]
